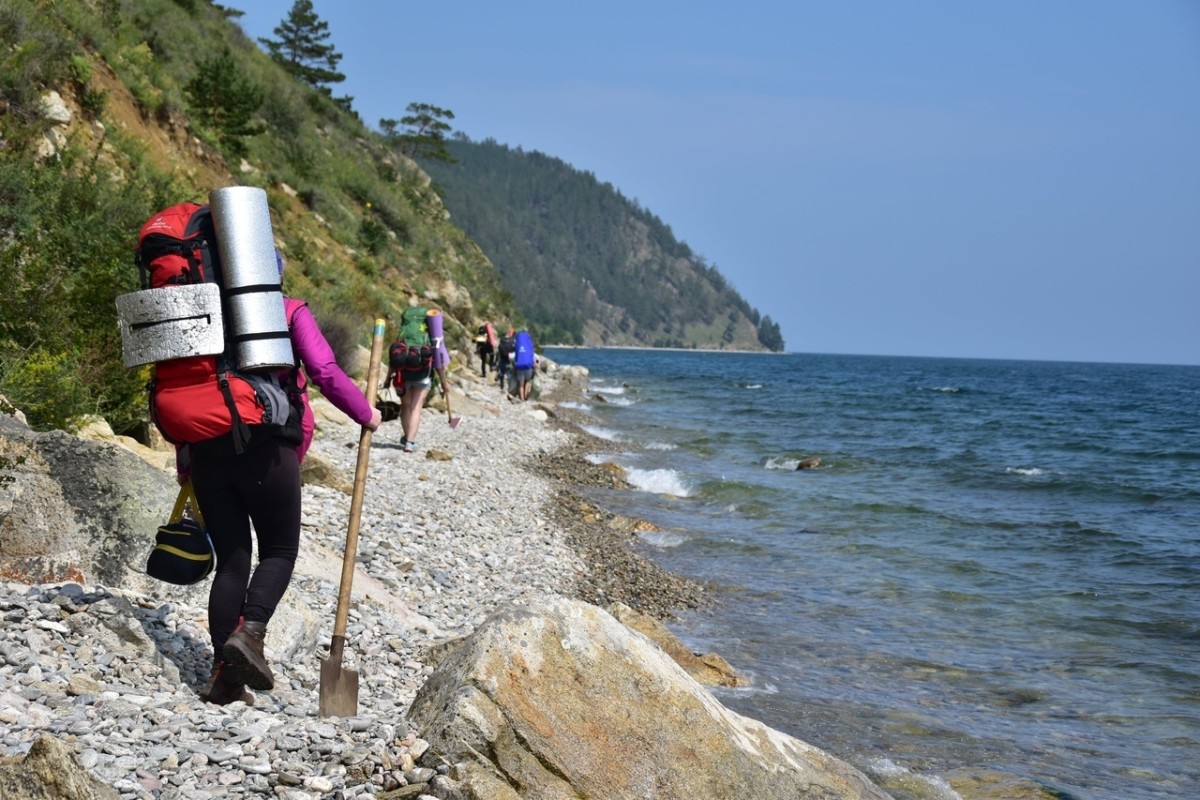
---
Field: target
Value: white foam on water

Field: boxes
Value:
[593,384,626,395]
[765,456,802,471]
[1006,466,1044,476]
[744,383,763,389]
[711,674,778,697]
[863,758,963,800]
[604,396,637,407]
[580,424,620,441]
[643,441,677,451]
[638,530,688,548]
[558,401,592,411]
[624,467,692,497]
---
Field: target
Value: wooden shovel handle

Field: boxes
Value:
[331,318,386,641]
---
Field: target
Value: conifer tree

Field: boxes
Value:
[380,103,457,163]
[259,0,348,103]
[758,315,785,352]
[185,48,264,158]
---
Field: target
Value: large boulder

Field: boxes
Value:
[0,412,184,595]
[409,594,892,800]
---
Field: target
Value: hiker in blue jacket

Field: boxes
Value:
[512,329,537,401]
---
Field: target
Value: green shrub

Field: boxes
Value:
[79,85,108,118]
[0,345,93,432]
[69,53,92,83]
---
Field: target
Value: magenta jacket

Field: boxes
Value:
[285,298,374,463]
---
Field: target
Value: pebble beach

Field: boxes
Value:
[0,362,708,798]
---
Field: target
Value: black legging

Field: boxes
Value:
[190,439,301,660]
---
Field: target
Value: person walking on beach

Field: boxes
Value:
[513,328,537,401]
[185,252,381,706]
[496,327,516,393]
[384,303,435,453]
[475,322,496,378]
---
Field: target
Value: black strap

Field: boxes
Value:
[217,373,250,455]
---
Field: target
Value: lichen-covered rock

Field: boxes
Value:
[0,413,180,593]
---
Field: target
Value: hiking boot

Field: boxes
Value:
[199,661,253,706]
[222,620,274,690]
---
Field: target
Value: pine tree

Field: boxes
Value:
[259,0,347,99]
[757,315,785,352]
[185,48,264,158]
[380,103,457,163]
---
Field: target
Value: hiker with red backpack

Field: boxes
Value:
[119,190,381,706]
[383,303,436,453]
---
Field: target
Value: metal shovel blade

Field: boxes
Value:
[318,638,358,718]
[448,414,461,429]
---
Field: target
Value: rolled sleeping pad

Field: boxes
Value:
[209,186,294,371]
[425,309,451,369]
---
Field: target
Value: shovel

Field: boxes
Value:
[319,318,386,718]
[437,365,462,429]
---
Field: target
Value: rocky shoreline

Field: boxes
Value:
[0,355,1069,800]
[523,412,714,621]
[0,358,760,799]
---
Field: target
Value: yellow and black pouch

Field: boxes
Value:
[145,481,215,585]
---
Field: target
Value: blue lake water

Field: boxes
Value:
[544,347,1200,800]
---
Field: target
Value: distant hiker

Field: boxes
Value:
[513,328,537,401]
[120,194,380,707]
[475,322,496,378]
[496,327,516,393]
[384,303,435,453]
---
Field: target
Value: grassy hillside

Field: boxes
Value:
[0,0,516,434]
[418,137,785,352]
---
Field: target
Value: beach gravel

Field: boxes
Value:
[0,359,709,799]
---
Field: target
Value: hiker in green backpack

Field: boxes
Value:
[384,303,435,453]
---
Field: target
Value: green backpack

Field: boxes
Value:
[389,307,433,372]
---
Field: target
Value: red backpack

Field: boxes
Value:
[135,202,218,288]
[135,203,301,455]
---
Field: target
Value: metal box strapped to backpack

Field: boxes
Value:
[116,283,225,367]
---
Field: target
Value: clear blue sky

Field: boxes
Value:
[235,2,1200,365]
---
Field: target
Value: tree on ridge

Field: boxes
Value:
[381,103,458,164]
[258,0,351,109]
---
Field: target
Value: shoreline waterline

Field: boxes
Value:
[542,346,1200,800]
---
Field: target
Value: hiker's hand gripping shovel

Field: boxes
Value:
[319,318,386,718]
